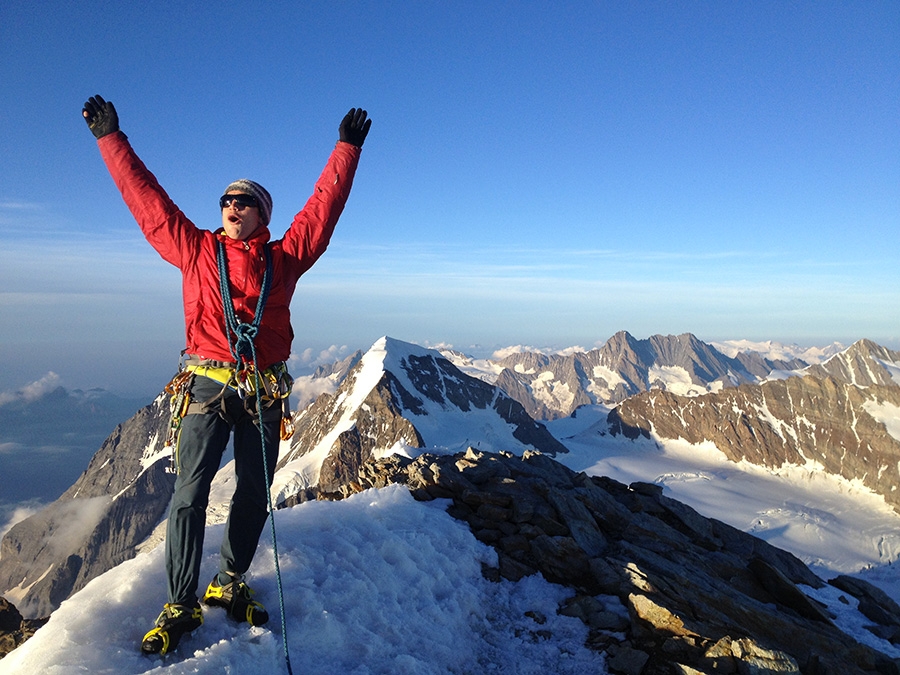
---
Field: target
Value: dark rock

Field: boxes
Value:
[347,448,900,675]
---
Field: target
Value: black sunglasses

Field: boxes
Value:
[219,194,258,209]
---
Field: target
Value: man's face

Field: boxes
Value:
[221,191,262,240]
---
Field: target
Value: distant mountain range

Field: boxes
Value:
[2,331,899,625]
[440,330,845,420]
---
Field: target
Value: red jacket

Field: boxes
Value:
[97,131,361,369]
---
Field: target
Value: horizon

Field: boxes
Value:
[0,330,869,401]
[2,2,898,397]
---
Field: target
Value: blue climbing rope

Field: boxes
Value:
[216,239,273,363]
[216,239,294,675]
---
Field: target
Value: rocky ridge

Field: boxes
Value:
[609,361,900,513]
[333,447,900,674]
[0,598,45,659]
[469,331,809,420]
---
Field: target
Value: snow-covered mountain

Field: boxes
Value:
[273,336,568,502]
[441,331,817,420]
[609,339,900,514]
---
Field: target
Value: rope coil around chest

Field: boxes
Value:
[216,238,273,364]
[215,238,293,675]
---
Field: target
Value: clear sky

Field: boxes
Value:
[1,1,898,397]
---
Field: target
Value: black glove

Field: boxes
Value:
[82,95,119,139]
[339,108,371,148]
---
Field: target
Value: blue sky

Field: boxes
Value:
[1,1,898,397]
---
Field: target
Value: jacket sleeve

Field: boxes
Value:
[97,131,202,268]
[280,141,362,279]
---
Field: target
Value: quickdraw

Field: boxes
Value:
[163,368,195,474]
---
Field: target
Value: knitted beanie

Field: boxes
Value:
[223,179,272,226]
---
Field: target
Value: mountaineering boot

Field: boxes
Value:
[141,602,203,655]
[203,574,269,626]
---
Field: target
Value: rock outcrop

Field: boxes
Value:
[609,375,900,513]
[340,448,900,674]
[0,597,46,659]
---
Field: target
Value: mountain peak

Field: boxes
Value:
[273,336,568,504]
[806,339,900,387]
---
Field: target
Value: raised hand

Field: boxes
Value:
[339,108,372,148]
[82,95,119,139]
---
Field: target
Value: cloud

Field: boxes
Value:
[0,200,42,210]
[286,345,358,409]
[490,344,588,360]
[290,344,353,370]
[424,341,455,351]
[0,501,44,539]
[0,372,62,406]
[290,375,342,411]
[45,497,111,558]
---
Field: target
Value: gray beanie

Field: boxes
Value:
[224,179,272,226]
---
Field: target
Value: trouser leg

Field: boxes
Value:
[219,405,281,578]
[165,382,230,604]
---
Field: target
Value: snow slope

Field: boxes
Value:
[0,486,606,675]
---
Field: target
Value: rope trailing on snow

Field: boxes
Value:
[216,239,294,675]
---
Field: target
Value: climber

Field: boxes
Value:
[82,94,371,654]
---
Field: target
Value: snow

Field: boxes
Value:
[591,364,625,391]
[863,399,900,443]
[647,364,715,396]
[876,358,900,387]
[528,371,577,412]
[0,486,605,675]
[712,339,845,364]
